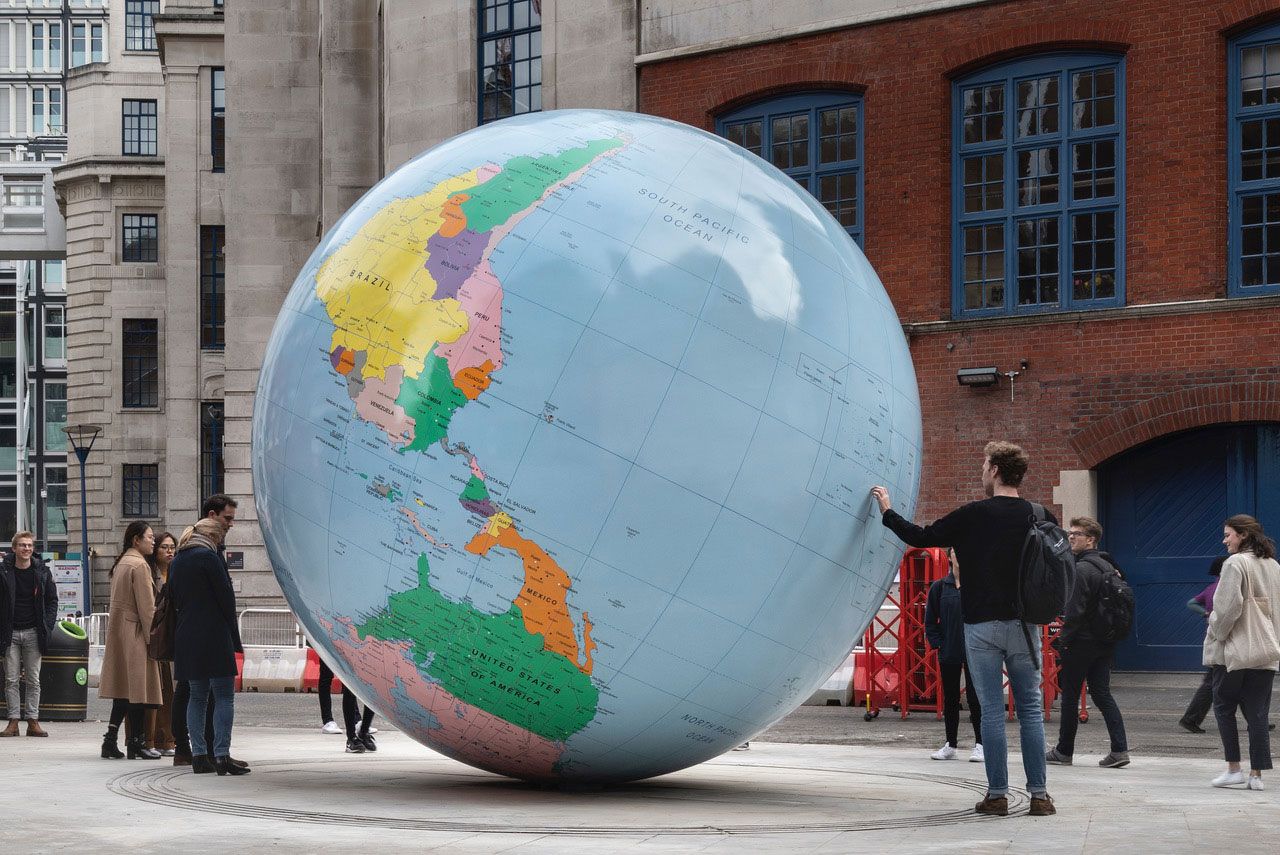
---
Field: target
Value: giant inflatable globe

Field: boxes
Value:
[253,109,921,784]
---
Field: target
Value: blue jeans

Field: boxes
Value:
[187,676,236,758]
[964,620,1048,798]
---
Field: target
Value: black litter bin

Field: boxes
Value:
[0,621,90,722]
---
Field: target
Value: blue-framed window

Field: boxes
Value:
[717,92,865,247]
[478,0,541,124]
[1228,23,1280,297]
[952,54,1125,317]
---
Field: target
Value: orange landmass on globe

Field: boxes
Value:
[439,193,470,238]
[454,359,495,400]
[334,348,356,376]
[465,514,595,675]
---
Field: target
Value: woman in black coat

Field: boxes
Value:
[924,550,983,762]
[169,518,247,776]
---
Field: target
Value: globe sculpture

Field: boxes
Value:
[253,109,922,784]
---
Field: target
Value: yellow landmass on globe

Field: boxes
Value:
[315,170,482,379]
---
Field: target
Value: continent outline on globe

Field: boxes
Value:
[253,109,922,784]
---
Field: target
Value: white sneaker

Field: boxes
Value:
[969,744,985,763]
[931,742,957,760]
[368,726,378,734]
[1211,770,1247,788]
[321,720,342,734]
[1247,776,1265,791]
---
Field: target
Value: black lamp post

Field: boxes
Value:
[62,423,102,615]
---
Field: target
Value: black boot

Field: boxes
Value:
[101,726,124,760]
[126,735,161,760]
[215,756,251,776]
[191,754,217,774]
[173,739,193,767]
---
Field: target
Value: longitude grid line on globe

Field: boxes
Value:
[611,134,793,684]
[265,313,351,610]
[487,136,717,586]
[527,181,896,391]
[263,323,889,604]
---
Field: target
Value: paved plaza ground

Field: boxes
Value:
[2,672,1275,853]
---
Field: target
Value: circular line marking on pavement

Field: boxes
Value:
[107,758,1031,834]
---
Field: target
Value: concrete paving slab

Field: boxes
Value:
[2,720,1275,853]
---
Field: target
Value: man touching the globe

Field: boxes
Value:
[870,441,1056,818]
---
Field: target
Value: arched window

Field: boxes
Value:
[717,92,864,247]
[952,53,1125,317]
[1228,22,1280,297]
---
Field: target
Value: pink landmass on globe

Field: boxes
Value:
[436,260,505,379]
[354,364,414,445]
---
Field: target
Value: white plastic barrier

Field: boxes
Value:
[237,608,306,692]
[85,613,109,688]
[240,646,308,692]
[803,651,856,706]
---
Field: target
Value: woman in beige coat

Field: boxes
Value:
[1204,514,1280,790]
[98,521,163,760]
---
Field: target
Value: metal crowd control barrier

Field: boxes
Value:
[856,547,948,720]
[238,608,307,692]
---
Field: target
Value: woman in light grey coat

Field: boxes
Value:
[1204,514,1280,790]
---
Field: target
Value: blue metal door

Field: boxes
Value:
[1100,424,1280,670]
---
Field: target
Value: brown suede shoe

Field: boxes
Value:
[1,719,19,737]
[974,795,1008,816]
[1029,794,1057,816]
[25,719,48,737]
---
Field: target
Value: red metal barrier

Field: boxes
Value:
[858,547,949,719]
[860,549,1089,724]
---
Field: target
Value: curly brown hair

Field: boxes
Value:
[983,440,1029,487]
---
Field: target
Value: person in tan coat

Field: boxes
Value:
[1204,514,1280,791]
[143,532,178,755]
[98,521,163,760]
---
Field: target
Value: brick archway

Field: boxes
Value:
[1220,1,1280,36]
[1070,382,1280,469]
[941,20,1132,79]
[698,62,868,127]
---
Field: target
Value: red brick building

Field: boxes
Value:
[640,0,1280,668]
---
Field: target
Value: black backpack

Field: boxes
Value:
[1016,503,1076,668]
[1085,556,1135,643]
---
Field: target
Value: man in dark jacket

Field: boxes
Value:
[924,552,983,762]
[872,440,1056,817]
[170,494,240,766]
[1046,516,1130,769]
[2,531,59,736]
